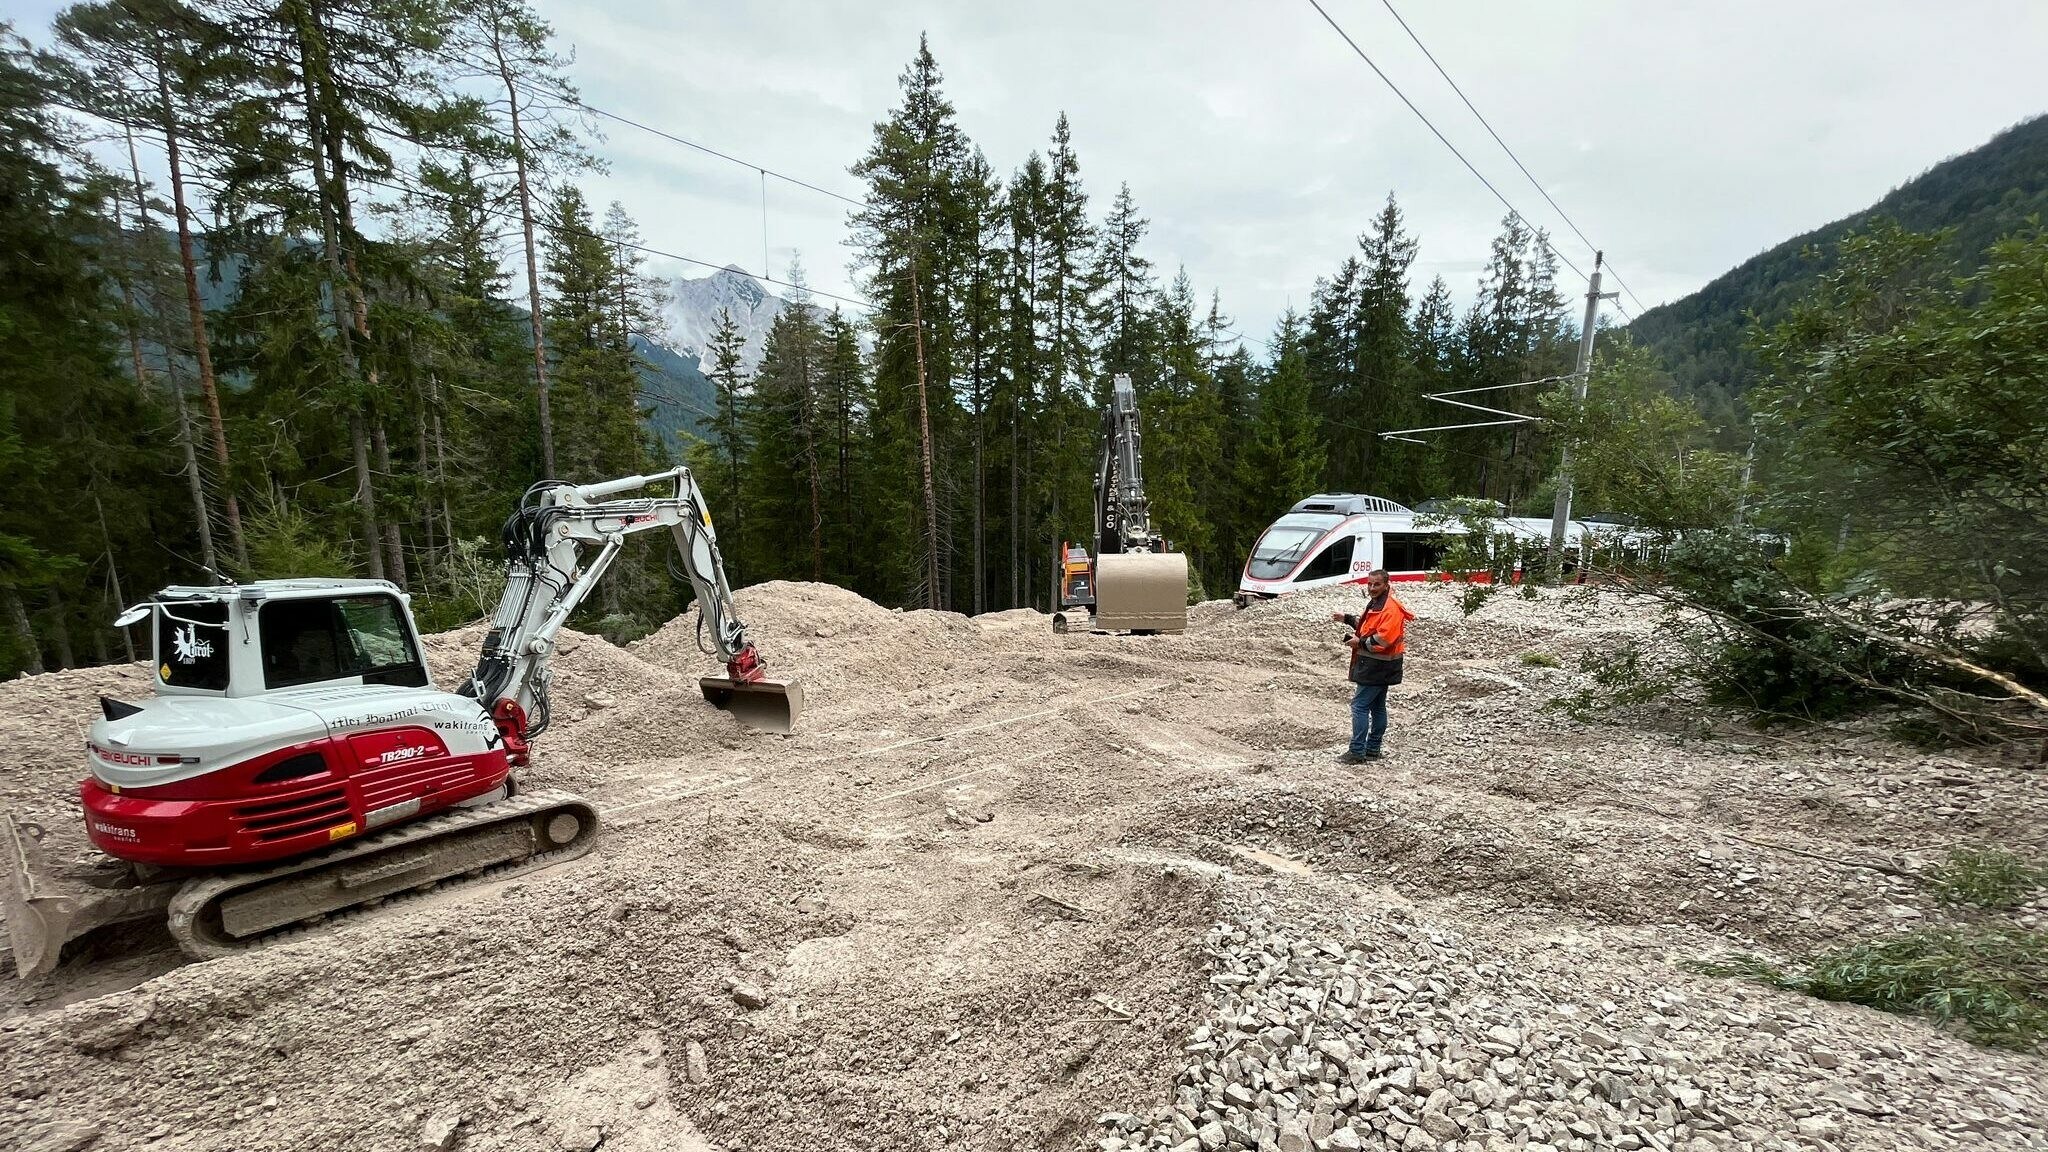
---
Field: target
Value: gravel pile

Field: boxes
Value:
[1104,907,2048,1152]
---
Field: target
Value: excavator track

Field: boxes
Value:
[165,788,599,959]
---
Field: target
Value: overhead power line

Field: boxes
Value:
[76,101,874,312]
[426,42,868,212]
[1373,0,1649,315]
[576,102,867,210]
[1303,0,1641,326]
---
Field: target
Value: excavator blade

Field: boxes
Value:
[1094,552,1190,633]
[700,676,804,735]
[3,813,176,980]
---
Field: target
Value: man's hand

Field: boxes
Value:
[1329,612,1346,622]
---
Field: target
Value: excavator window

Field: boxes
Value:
[260,595,426,690]
[157,601,230,690]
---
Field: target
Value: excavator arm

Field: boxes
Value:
[460,468,802,759]
[1055,376,1189,634]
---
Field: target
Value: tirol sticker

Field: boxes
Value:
[170,623,215,664]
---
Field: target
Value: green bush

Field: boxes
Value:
[1692,930,2048,1051]
[1930,847,2048,910]
[1519,651,1561,668]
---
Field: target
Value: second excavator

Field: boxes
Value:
[1053,374,1189,635]
[3,468,799,978]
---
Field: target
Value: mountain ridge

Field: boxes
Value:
[1626,113,2048,430]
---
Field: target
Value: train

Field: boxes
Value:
[1232,493,1635,605]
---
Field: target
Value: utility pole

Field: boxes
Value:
[1547,251,1617,581]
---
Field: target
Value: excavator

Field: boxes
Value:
[2,468,800,979]
[1052,374,1188,635]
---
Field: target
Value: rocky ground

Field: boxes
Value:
[0,581,2042,1152]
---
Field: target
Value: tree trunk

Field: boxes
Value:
[1010,381,1020,610]
[351,412,385,580]
[295,11,382,577]
[123,127,217,574]
[432,401,454,555]
[415,395,435,579]
[47,595,74,671]
[801,343,824,581]
[166,362,217,575]
[495,27,555,478]
[97,496,136,663]
[373,420,407,587]
[908,255,941,610]
[159,64,245,569]
[4,589,41,676]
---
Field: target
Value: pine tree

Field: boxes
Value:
[1089,181,1155,381]
[448,0,597,480]
[739,266,830,581]
[851,35,976,608]
[0,30,172,673]
[958,150,1005,612]
[1238,313,1326,533]
[54,0,249,569]
[699,306,750,548]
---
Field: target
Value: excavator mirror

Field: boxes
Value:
[114,604,150,629]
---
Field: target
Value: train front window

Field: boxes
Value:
[1298,536,1356,582]
[1247,515,1340,579]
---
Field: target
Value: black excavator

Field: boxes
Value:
[1052,374,1189,635]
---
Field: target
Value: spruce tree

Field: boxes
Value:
[1088,181,1156,382]
[1238,313,1326,533]
[699,307,750,548]
[448,0,597,479]
[850,35,975,608]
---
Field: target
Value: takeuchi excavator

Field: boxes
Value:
[1053,374,1189,635]
[2,468,801,978]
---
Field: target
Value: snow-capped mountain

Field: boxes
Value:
[659,266,795,373]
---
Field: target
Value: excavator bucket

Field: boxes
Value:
[3,813,176,980]
[699,676,804,735]
[1095,552,1190,633]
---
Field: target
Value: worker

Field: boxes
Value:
[1330,568,1413,764]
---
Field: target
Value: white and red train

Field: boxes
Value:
[1233,493,1622,604]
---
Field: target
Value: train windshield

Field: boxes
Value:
[1246,514,1343,579]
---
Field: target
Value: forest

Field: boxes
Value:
[0,0,2040,716]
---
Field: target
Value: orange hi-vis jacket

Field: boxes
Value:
[1354,593,1411,657]
[1343,593,1414,685]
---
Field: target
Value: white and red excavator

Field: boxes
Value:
[2,468,800,978]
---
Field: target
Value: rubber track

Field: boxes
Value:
[165,788,600,960]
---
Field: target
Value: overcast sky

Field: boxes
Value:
[534,0,2048,341]
[20,0,2048,344]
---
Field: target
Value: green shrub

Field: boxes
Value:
[1692,929,2048,1051]
[1519,651,1561,668]
[1930,847,2048,910]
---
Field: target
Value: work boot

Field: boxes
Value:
[1361,749,1384,761]
[1336,751,1369,765]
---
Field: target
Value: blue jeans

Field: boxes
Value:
[1349,683,1389,756]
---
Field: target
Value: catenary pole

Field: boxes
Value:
[1548,251,1616,580]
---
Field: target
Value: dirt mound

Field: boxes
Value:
[3,577,2042,1151]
